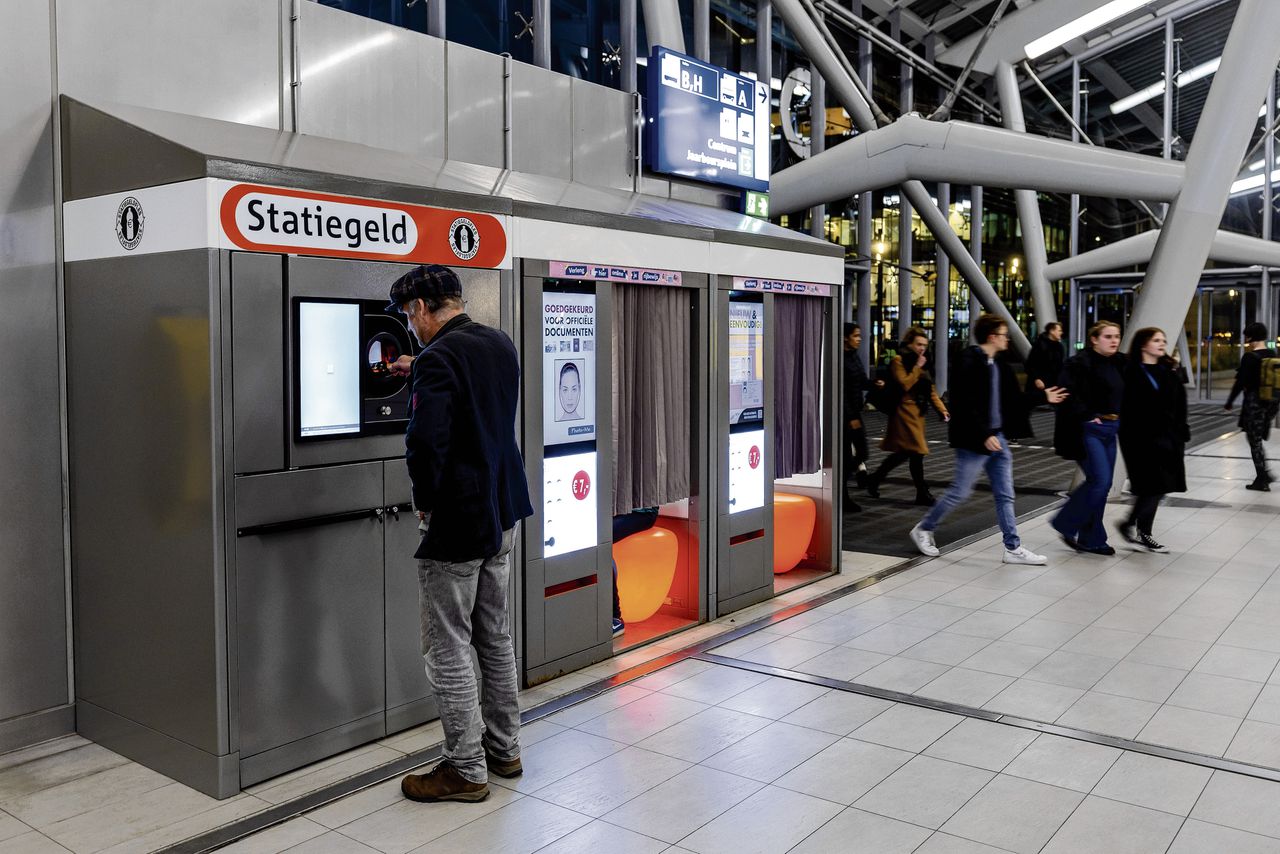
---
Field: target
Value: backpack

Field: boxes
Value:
[1260,357,1280,402]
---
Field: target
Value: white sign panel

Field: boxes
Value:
[543,451,598,559]
[729,428,766,514]
[542,292,597,447]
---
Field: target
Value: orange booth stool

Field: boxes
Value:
[614,528,679,623]
[773,492,817,574]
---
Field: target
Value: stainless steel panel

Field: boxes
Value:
[235,462,384,529]
[446,43,505,169]
[66,250,226,755]
[56,0,283,129]
[235,513,385,758]
[570,80,634,191]
[231,253,285,475]
[0,0,66,729]
[543,584,603,662]
[240,712,384,787]
[510,62,572,181]
[297,3,447,160]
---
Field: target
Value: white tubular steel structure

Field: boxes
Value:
[1045,229,1280,282]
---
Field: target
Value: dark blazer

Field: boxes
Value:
[406,314,533,562]
[1024,333,1065,393]
[1120,361,1189,496]
[843,348,869,422]
[947,346,1040,454]
[1053,350,1127,461]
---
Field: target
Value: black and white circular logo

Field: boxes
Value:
[448,217,480,261]
[115,197,145,251]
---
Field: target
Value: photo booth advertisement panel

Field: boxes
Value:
[728,299,765,513]
[542,291,598,558]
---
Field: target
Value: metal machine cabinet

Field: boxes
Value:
[384,461,436,733]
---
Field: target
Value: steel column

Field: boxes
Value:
[1070,59,1082,345]
[971,183,983,343]
[995,61,1058,328]
[896,11,913,338]
[810,40,826,241]
[427,0,445,39]
[936,182,952,394]
[1128,0,1280,344]
[533,0,551,68]
[855,0,872,367]
[622,0,637,93]
[1265,76,1275,336]
[756,0,771,97]
[642,0,686,53]
[695,0,711,61]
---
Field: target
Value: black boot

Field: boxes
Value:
[914,489,935,506]
[1247,478,1272,492]
[865,473,881,499]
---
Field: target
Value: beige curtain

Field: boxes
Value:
[612,285,691,514]
[773,295,825,478]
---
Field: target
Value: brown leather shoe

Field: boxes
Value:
[485,751,523,779]
[401,762,489,803]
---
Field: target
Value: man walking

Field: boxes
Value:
[1025,321,1066,393]
[387,264,533,803]
[910,314,1066,564]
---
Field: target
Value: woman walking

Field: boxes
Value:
[1225,322,1279,491]
[866,327,949,506]
[1052,321,1125,555]
[1118,328,1188,553]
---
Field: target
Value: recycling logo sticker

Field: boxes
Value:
[448,217,480,261]
[115,197,145,251]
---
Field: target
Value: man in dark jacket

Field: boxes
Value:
[910,314,1066,564]
[843,323,871,510]
[1225,321,1279,490]
[1025,321,1066,393]
[386,264,533,804]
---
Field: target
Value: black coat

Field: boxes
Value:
[1119,361,1189,496]
[1053,350,1127,462]
[1025,333,1065,393]
[947,346,1039,454]
[843,348,869,422]
[406,314,533,562]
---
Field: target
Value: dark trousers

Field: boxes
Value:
[873,451,927,491]
[1127,494,1162,535]
[1053,420,1119,549]
[611,509,659,622]
[843,424,868,484]
[1244,398,1278,482]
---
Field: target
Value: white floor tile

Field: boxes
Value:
[945,610,1029,640]
[536,821,667,854]
[1024,650,1118,690]
[774,738,914,805]
[716,677,830,720]
[790,646,890,681]
[983,679,1085,722]
[854,657,952,693]
[1191,770,1280,839]
[602,765,762,844]
[854,755,994,830]
[923,719,1039,772]
[940,774,1082,854]
[1137,705,1242,756]
[701,721,838,783]
[659,668,768,705]
[1091,752,1211,816]
[340,786,521,854]
[1167,819,1280,854]
[1194,645,1280,682]
[899,632,994,667]
[1168,672,1264,717]
[494,728,626,794]
[405,796,590,854]
[959,641,1053,679]
[787,807,931,854]
[916,668,1015,708]
[535,746,690,818]
[1001,734,1121,793]
[216,817,326,854]
[1091,661,1188,704]
[780,692,894,736]
[675,786,843,854]
[851,704,963,753]
[577,693,709,745]
[633,706,771,764]
[1225,720,1280,767]
[1056,692,1161,739]
[1039,796,1182,854]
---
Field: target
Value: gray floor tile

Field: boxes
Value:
[278,832,381,854]
[854,657,952,693]
[1218,621,1280,654]
[940,775,1082,854]
[1024,650,1118,690]
[544,685,653,727]
[659,668,769,705]
[1092,606,1169,635]
[634,706,771,764]
[0,833,69,854]
[1152,613,1233,643]
[1039,796,1182,854]
[1195,645,1280,682]
[844,623,939,655]
[900,632,995,666]
[774,738,915,805]
[959,641,1053,678]
[676,786,843,854]
[535,746,690,818]
[854,755,994,830]
[626,660,713,692]
[1056,692,1161,739]
[788,614,883,645]
[1168,672,1264,717]
[0,760,172,830]
[1091,661,1189,703]
[493,729,626,793]
[913,833,1012,853]
[1062,626,1147,660]
[788,807,932,854]
[1167,820,1280,854]
[1001,733,1121,792]
[1126,635,1212,669]
[932,586,1008,611]
[851,704,963,753]
[217,818,326,854]
[923,719,1039,772]
[0,814,26,846]
[340,786,521,854]
[578,693,709,745]
[1191,770,1280,839]
[780,692,895,736]
[701,721,838,783]
[791,646,891,681]
[406,796,590,854]
[601,765,761,844]
[1247,684,1280,725]
[304,779,401,829]
[536,821,668,854]
[894,604,975,631]
[1225,719,1280,767]
[986,591,1059,618]
[1137,705,1242,756]
[717,677,830,719]
[735,636,834,669]
[0,744,131,803]
[1091,752,1212,816]
[1036,598,1114,626]
[890,579,964,603]
[849,595,933,621]
[983,679,1085,722]
[945,610,1029,640]
[916,668,1015,708]
[1000,618,1084,650]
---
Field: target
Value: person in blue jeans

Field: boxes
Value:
[910,314,1066,564]
[1052,320,1126,555]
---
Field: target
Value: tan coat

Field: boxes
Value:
[880,355,949,455]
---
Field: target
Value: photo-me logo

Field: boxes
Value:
[448,217,480,261]
[115,197,144,251]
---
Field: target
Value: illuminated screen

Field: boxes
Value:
[298,301,361,438]
[729,428,766,514]
[543,450,598,559]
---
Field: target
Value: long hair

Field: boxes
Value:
[1128,326,1177,369]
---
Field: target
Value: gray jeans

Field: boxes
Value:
[418,524,521,784]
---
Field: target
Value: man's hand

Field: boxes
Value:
[1224,402,1234,413]
[389,355,414,377]
[942,412,950,422]
[984,435,1003,453]
[1044,386,1068,405]
[874,380,886,388]
[1034,379,1046,390]
[918,353,928,368]
[849,418,862,430]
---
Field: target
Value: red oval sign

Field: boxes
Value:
[572,471,592,500]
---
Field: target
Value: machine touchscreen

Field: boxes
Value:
[297,300,362,438]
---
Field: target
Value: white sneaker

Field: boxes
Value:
[910,523,940,557]
[1003,546,1048,566]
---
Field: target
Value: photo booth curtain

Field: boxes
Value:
[612,285,691,515]
[773,295,825,478]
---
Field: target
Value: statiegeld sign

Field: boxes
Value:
[646,47,771,192]
[219,183,507,268]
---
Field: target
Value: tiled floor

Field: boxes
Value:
[0,552,899,854]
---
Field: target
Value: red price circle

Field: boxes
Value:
[748,446,761,469]
[572,470,591,500]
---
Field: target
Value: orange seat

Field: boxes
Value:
[614,528,679,623]
[773,492,817,573]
